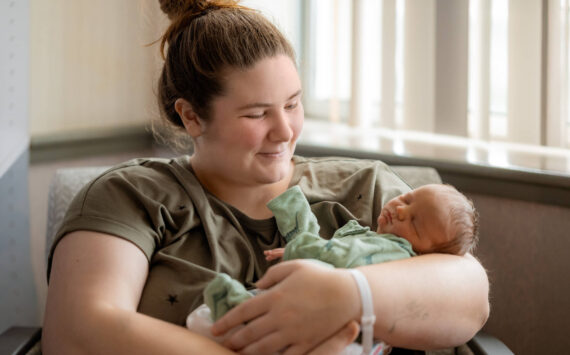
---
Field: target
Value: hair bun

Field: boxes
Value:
[159,0,240,20]
[159,0,194,19]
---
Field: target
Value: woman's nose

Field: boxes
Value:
[269,110,293,142]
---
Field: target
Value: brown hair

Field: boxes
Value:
[433,185,479,256]
[154,0,296,150]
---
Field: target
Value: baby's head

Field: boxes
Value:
[377,184,478,255]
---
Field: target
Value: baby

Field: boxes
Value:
[264,183,478,265]
[187,183,478,354]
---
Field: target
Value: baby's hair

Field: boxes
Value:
[432,184,479,256]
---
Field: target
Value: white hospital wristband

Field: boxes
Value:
[348,269,376,355]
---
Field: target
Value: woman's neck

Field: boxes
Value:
[190,160,294,220]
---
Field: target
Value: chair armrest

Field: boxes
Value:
[0,327,41,355]
[468,331,514,355]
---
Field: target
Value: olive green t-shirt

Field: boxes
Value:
[48,155,410,326]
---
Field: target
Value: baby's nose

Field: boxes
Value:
[396,206,407,220]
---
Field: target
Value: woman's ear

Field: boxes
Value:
[175,98,204,138]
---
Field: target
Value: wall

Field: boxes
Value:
[0,152,36,333]
[28,0,302,139]
[29,0,164,137]
[0,0,37,333]
[470,192,570,355]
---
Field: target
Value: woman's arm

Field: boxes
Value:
[42,231,236,355]
[361,252,489,350]
[212,254,489,353]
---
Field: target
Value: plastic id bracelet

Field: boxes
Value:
[348,269,376,355]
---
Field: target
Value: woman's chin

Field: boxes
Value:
[254,155,292,182]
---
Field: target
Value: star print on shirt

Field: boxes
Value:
[166,294,179,306]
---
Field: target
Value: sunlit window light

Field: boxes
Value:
[468,0,481,139]
[466,145,478,164]
[566,0,570,147]
[312,0,351,102]
[359,0,381,128]
[395,0,405,128]
[392,137,405,156]
[488,145,510,168]
[489,0,508,139]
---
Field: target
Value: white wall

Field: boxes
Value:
[28,0,302,138]
[0,0,29,176]
[29,0,164,137]
[0,0,38,332]
[242,0,302,58]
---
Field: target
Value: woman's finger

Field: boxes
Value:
[306,320,360,355]
[255,260,301,289]
[211,291,272,336]
[238,330,291,355]
[256,259,331,289]
[221,307,277,351]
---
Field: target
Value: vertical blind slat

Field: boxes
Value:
[349,0,363,127]
[403,0,436,132]
[507,0,543,145]
[547,0,568,147]
[474,0,492,140]
[381,0,397,129]
[328,0,341,123]
[434,0,469,136]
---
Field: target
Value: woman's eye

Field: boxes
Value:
[285,102,298,110]
[244,112,265,119]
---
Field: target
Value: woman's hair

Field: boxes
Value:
[154,0,296,151]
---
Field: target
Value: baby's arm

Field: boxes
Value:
[264,248,285,261]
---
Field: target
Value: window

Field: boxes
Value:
[302,0,570,173]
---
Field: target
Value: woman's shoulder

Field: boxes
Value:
[52,155,202,262]
[69,155,201,221]
[93,155,191,180]
[292,155,393,186]
[82,155,195,193]
[291,154,409,206]
[293,155,390,173]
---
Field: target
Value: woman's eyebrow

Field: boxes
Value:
[288,89,303,100]
[237,89,302,111]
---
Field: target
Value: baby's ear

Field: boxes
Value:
[175,98,204,137]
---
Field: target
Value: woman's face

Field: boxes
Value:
[191,55,304,188]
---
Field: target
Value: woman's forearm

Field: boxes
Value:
[43,232,236,355]
[359,253,489,350]
[42,303,236,355]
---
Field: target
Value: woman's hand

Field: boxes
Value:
[211,260,361,354]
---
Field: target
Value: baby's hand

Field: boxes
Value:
[264,248,285,261]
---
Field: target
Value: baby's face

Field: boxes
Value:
[377,184,454,253]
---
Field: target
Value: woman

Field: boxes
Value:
[42,1,489,354]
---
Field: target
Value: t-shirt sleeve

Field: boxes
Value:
[47,165,168,277]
